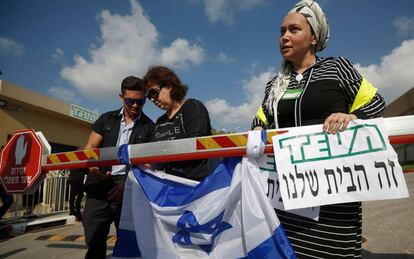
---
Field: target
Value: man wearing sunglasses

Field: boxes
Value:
[82,76,154,259]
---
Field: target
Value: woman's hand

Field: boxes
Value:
[253,126,264,131]
[323,112,357,134]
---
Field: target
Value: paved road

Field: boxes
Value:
[1,174,413,258]
[362,173,414,258]
[0,222,116,258]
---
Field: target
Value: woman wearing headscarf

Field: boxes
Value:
[252,0,386,257]
[143,66,213,181]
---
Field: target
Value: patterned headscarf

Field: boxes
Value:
[265,0,329,127]
[289,0,329,52]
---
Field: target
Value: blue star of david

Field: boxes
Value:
[172,210,232,254]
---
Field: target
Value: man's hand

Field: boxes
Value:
[88,167,111,181]
[323,112,357,134]
[108,183,124,202]
[84,132,108,180]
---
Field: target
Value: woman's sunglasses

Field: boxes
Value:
[146,87,161,102]
[123,97,146,106]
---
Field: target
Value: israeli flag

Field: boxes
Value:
[113,154,296,259]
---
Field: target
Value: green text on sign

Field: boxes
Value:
[278,124,387,164]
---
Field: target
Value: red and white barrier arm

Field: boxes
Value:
[42,115,414,172]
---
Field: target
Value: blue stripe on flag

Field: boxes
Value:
[132,157,242,207]
[118,144,130,165]
[261,129,267,143]
[240,226,296,259]
[112,229,141,257]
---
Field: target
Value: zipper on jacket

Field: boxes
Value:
[294,67,314,127]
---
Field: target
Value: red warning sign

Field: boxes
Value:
[0,130,43,193]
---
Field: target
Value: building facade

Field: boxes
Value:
[0,80,98,153]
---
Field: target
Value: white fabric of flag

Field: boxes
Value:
[112,156,296,259]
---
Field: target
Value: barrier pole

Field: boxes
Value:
[40,115,414,172]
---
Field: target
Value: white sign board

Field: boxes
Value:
[272,118,409,210]
[257,154,320,220]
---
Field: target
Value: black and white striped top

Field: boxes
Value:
[276,203,363,258]
[252,56,386,129]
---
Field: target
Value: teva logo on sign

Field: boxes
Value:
[70,104,99,123]
[0,130,50,193]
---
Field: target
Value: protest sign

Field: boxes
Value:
[272,118,409,210]
[257,154,320,220]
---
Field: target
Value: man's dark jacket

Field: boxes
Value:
[84,108,154,199]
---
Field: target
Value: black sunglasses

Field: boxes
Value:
[123,97,146,106]
[146,87,161,102]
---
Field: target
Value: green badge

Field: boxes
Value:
[282,89,303,100]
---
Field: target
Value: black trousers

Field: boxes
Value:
[0,188,13,219]
[69,183,84,215]
[83,198,122,259]
[82,175,125,259]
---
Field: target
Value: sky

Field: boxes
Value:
[1,0,414,132]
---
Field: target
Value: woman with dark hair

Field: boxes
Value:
[252,0,386,257]
[143,66,212,181]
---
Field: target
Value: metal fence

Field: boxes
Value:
[2,170,82,222]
